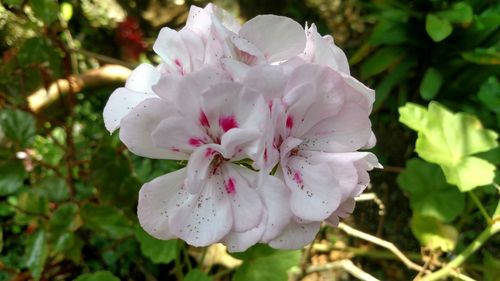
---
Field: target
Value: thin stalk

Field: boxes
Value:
[468,191,492,224]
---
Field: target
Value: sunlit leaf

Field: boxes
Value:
[462,48,500,65]
[411,215,458,251]
[398,159,464,222]
[398,103,428,132]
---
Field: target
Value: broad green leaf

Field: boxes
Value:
[462,48,500,65]
[478,77,500,113]
[398,103,428,132]
[18,190,49,216]
[30,0,59,24]
[416,102,498,165]
[437,2,473,23]
[411,215,458,252]
[483,252,500,281]
[134,227,177,264]
[24,230,48,281]
[401,102,498,191]
[90,146,139,207]
[3,0,23,6]
[37,176,69,202]
[419,67,443,100]
[49,203,79,235]
[0,160,27,196]
[360,47,404,79]
[232,244,300,281]
[368,20,408,45]
[80,203,132,238]
[74,271,120,281]
[185,269,212,281]
[398,159,464,222]
[53,232,83,264]
[441,157,496,191]
[0,109,36,148]
[426,14,453,42]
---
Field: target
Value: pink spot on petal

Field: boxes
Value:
[174,58,182,67]
[205,147,217,158]
[188,137,204,147]
[199,111,210,128]
[171,147,180,152]
[219,115,238,132]
[286,115,294,129]
[293,170,304,187]
[263,148,268,162]
[225,177,236,194]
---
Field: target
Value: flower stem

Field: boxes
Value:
[421,199,500,281]
[468,191,491,224]
[174,240,184,280]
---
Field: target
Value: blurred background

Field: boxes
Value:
[0,0,499,280]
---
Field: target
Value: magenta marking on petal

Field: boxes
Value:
[188,137,204,147]
[174,58,182,67]
[286,115,294,129]
[219,115,238,132]
[171,147,180,152]
[205,147,217,158]
[225,177,236,194]
[199,111,210,128]
[293,170,304,187]
[263,148,268,162]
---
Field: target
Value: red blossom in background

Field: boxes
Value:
[116,16,148,61]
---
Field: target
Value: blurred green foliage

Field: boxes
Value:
[0,0,498,280]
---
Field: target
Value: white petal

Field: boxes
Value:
[222,164,264,232]
[221,58,251,82]
[151,116,211,153]
[222,218,265,252]
[153,27,190,73]
[125,63,160,94]
[103,87,151,133]
[119,98,188,159]
[283,156,341,221]
[269,219,320,250]
[240,15,306,62]
[137,168,190,240]
[185,144,221,194]
[326,198,355,226]
[170,171,233,247]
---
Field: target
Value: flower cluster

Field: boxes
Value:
[103,4,380,252]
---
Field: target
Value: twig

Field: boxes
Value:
[71,48,137,69]
[338,222,425,272]
[468,191,492,225]
[356,193,386,216]
[380,165,405,173]
[306,259,379,281]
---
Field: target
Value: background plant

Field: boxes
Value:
[0,0,498,280]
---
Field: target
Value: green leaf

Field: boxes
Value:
[232,244,300,281]
[74,271,120,281]
[411,215,458,251]
[398,103,428,132]
[412,102,498,190]
[441,157,497,191]
[37,176,69,202]
[80,203,132,238]
[360,47,404,79]
[374,57,416,110]
[90,146,139,207]
[24,230,48,281]
[368,20,408,45]
[478,77,500,113]
[462,48,500,65]
[419,67,443,100]
[185,269,212,281]
[398,159,464,222]
[134,227,177,264]
[437,2,473,23]
[53,232,83,264]
[60,2,73,22]
[426,14,453,42]
[30,0,59,24]
[18,190,49,215]
[49,203,79,235]
[0,160,27,196]
[483,252,500,281]
[0,109,36,148]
